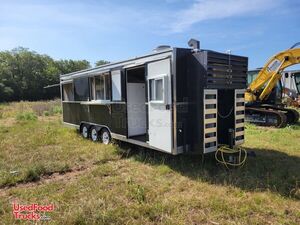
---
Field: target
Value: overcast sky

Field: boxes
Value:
[0,0,299,69]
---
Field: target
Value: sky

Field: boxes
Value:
[0,0,299,69]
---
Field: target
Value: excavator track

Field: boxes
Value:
[287,108,300,124]
[260,105,299,124]
[245,106,288,128]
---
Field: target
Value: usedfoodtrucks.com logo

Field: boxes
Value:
[12,202,54,221]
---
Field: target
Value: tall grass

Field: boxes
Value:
[0,101,299,224]
[0,99,61,119]
[16,111,38,121]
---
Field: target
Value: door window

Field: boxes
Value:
[149,77,164,103]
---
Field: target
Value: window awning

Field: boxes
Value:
[43,83,60,89]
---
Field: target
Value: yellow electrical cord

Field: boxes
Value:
[215,145,247,169]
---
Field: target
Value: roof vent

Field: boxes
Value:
[153,45,171,52]
[188,38,200,51]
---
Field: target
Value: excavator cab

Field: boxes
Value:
[266,81,283,105]
[247,69,259,85]
[247,70,283,105]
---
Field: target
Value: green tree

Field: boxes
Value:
[0,47,92,102]
[55,59,91,74]
[95,60,110,67]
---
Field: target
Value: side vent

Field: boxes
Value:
[234,89,245,145]
[206,51,248,89]
[203,89,218,153]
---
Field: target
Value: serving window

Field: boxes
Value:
[90,73,111,101]
[74,78,90,101]
[62,82,74,101]
[111,70,122,101]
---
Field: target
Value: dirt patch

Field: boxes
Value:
[0,115,58,127]
[39,115,61,123]
[0,165,93,197]
[0,157,122,197]
[0,117,16,127]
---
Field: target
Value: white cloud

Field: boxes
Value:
[0,0,287,48]
[0,1,166,33]
[171,0,283,32]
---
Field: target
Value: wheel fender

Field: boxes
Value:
[94,125,102,133]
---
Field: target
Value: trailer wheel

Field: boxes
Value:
[100,128,111,145]
[90,126,99,142]
[81,124,89,139]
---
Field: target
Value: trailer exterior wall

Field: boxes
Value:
[62,103,127,136]
[174,49,248,154]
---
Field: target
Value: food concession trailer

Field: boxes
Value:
[60,40,248,155]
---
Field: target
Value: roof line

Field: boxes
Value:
[60,48,174,78]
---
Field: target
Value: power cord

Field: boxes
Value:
[218,107,233,118]
[215,145,247,169]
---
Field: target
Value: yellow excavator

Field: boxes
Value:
[245,43,300,128]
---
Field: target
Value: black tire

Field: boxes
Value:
[100,128,111,145]
[90,126,100,142]
[81,124,89,139]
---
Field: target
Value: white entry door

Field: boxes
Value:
[147,58,172,153]
[127,83,146,137]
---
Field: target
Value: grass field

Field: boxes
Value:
[0,100,299,224]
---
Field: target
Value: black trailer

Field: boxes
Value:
[60,41,248,155]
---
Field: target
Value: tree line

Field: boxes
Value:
[0,47,109,102]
